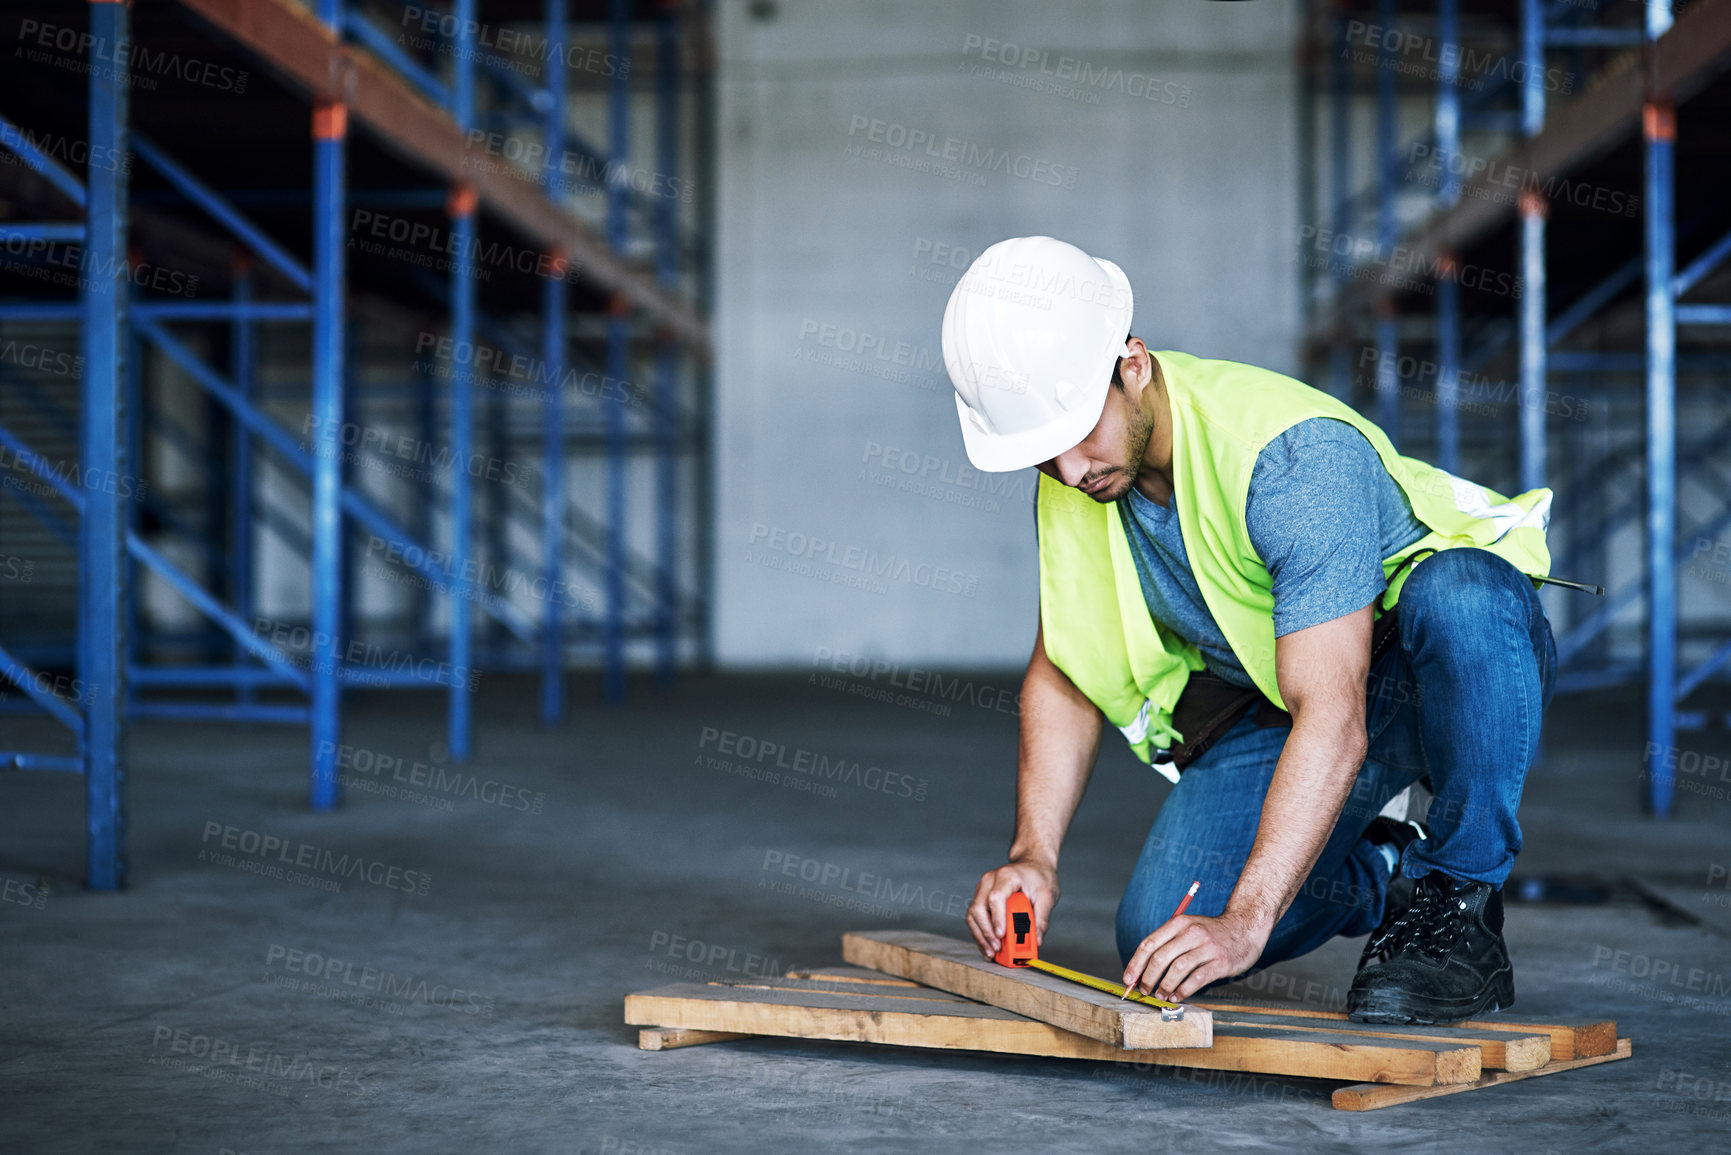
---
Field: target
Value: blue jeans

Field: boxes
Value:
[1114,548,1557,974]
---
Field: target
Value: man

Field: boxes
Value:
[947,236,1557,1024]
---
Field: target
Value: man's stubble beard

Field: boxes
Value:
[1083,390,1154,505]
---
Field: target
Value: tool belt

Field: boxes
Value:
[1163,607,1403,775]
[1155,546,1597,776]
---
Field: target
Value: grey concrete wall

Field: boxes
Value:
[714,0,1302,668]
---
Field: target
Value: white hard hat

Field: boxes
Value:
[941,236,1134,473]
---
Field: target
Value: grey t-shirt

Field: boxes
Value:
[1118,417,1429,689]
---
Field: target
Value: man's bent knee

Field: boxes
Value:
[1400,548,1531,631]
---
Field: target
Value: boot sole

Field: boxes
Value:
[1347,968,1515,1026]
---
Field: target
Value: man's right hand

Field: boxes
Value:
[966,859,1059,959]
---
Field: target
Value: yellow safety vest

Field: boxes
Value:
[1036,351,1552,781]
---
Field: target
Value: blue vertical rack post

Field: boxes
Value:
[603,0,631,705]
[540,0,568,726]
[1435,254,1461,475]
[448,0,478,759]
[123,301,144,724]
[654,1,680,684]
[1434,0,1462,475]
[1644,3,1678,816]
[309,0,348,809]
[1327,0,1351,401]
[694,0,716,671]
[81,0,130,888]
[1519,0,1548,495]
[1372,0,1398,443]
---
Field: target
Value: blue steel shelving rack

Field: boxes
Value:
[0,0,133,888]
[1300,0,1731,816]
[0,0,713,885]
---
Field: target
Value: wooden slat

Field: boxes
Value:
[1178,1026,1479,1086]
[638,1027,750,1051]
[1332,1037,1633,1111]
[717,977,981,1005]
[628,982,1101,1055]
[841,930,1212,1050]
[1194,1001,1615,1061]
[815,964,1545,1069]
[626,982,1480,1086]
[1211,1014,1548,1071]
[811,966,1551,1068]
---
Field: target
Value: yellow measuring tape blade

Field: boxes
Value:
[1026,958,1180,1010]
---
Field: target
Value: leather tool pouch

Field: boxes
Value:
[1164,605,1404,775]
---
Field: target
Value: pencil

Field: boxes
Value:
[1122,880,1202,1000]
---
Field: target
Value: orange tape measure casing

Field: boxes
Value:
[993,891,1038,967]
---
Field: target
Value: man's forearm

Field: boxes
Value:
[1007,633,1105,867]
[1226,711,1368,931]
[1118,608,1375,1001]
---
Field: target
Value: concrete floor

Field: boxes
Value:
[3,672,1729,1152]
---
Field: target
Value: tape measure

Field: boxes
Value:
[992,891,1180,1010]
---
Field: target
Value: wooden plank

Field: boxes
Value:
[627,982,1099,1055]
[812,964,1542,1069]
[718,977,982,1005]
[1211,1014,1548,1072]
[1194,1001,1615,1061]
[1173,1026,1479,1086]
[638,1027,750,1051]
[809,965,1545,1069]
[841,930,1212,1050]
[1332,1037,1633,1111]
[1541,1018,1618,1060]
[626,982,1479,1086]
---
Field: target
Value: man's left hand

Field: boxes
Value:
[1120,908,1271,1002]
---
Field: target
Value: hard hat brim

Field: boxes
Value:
[955,388,1108,473]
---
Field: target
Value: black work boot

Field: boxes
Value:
[1347,872,1514,1025]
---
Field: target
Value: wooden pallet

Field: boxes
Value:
[627,945,1631,1110]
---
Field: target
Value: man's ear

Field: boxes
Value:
[1123,337,1151,391]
